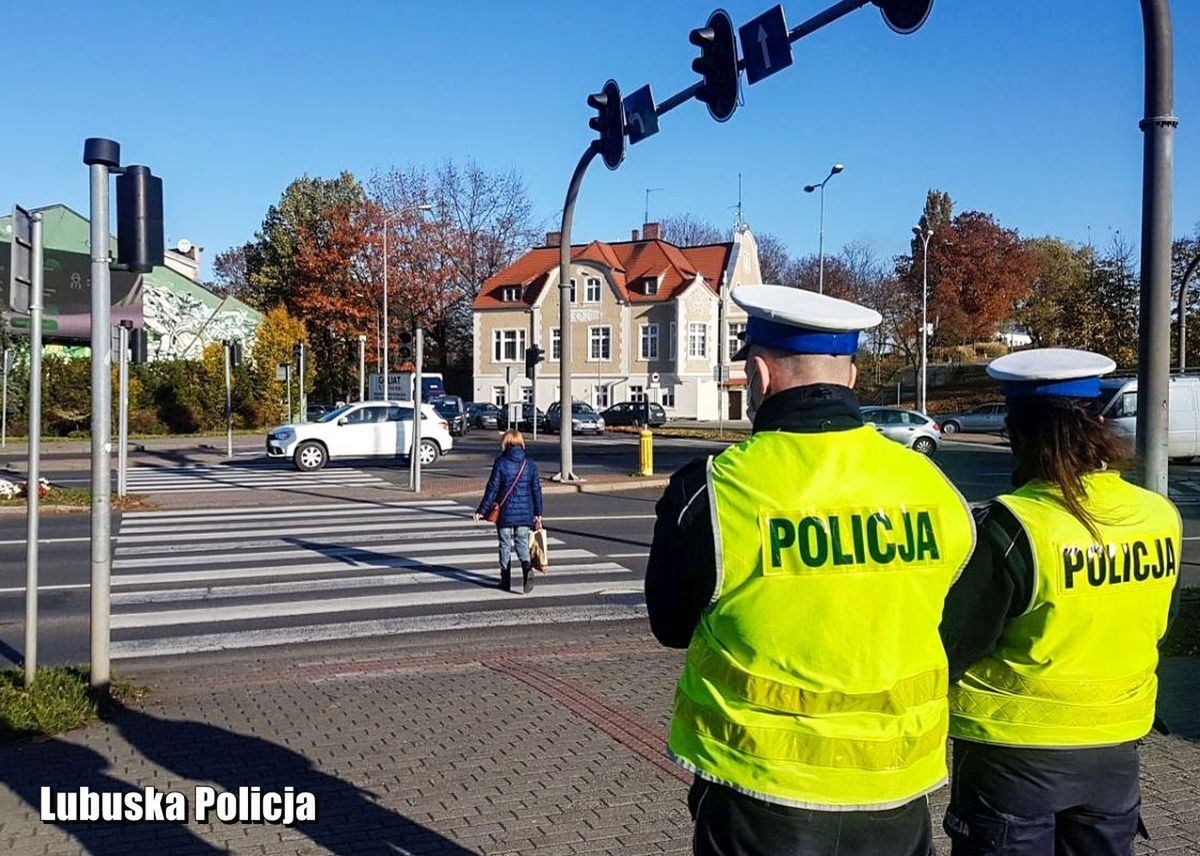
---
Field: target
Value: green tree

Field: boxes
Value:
[1018,237,1090,347]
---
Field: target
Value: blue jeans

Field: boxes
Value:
[498,526,531,568]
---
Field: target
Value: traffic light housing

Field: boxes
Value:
[874,0,934,34]
[115,165,164,273]
[293,343,303,362]
[230,340,244,367]
[525,345,545,380]
[689,10,740,123]
[398,330,414,362]
[129,328,148,365]
[587,80,626,171]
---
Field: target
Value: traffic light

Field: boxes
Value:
[525,345,545,380]
[873,0,934,34]
[689,10,740,123]
[230,340,244,367]
[398,330,414,362]
[129,328,148,365]
[587,80,626,171]
[115,165,164,273]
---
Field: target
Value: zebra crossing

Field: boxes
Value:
[123,463,388,494]
[109,500,645,658]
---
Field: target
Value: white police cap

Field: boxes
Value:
[987,348,1117,399]
[731,285,882,361]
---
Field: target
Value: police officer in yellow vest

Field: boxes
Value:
[646,285,976,855]
[939,348,1182,855]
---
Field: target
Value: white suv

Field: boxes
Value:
[266,401,453,471]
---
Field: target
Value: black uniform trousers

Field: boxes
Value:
[943,739,1142,856]
[689,778,934,856]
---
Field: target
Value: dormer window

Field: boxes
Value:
[639,276,659,295]
[499,286,522,302]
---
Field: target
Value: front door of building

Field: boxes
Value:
[728,390,743,421]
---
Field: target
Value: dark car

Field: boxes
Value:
[601,401,667,428]
[545,401,605,435]
[939,402,1007,435]
[513,404,546,432]
[467,401,502,430]
[430,395,469,436]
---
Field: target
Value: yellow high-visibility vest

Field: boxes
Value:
[950,471,1181,748]
[668,426,975,810]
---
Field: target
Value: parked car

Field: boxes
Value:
[860,407,941,455]
[939,403,1007,435]
[430,395,470,436]
[266,401,452,471]
[601,401,667,427]
[467,401,502,430]
[1095,375,1200,461]
[513,404,546,432]
[545,401,606,435]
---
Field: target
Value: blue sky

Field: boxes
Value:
[5,0,1198,279]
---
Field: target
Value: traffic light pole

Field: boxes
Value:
[358,335,367,401]
[224,340,233,458]
[117,324,129,498]
[554,143,600,483]
[410,326,423,493]
[24,212,44,687]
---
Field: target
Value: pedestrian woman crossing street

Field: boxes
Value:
[473,428,543,593]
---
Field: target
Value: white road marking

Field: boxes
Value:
[0,582,90,593]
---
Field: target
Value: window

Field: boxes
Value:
[1112,392,1137,418]
[588,326,611,361]
[500,286,521,302]
[567,279,576,303]
[640,277,659,295]
[492,329,526,363]
[386,406,413,422]
[640,323,659,361]
[521,386,533,404]
[669,323,676,360]
[346,406,390,424]
[630,385,645,403]
[594,384,610,409]
[585,276,602,303]
[727,322,746,360]
[550,328,561,361]
[688,323,708,359]
[493,386,506,406]
[661,386,675,408]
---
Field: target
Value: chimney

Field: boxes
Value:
[545,231,561,247]
[642,221,661,240]
[631,228,640,241]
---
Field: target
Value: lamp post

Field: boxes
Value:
[803,163,844,294]
[381,204,432,392]
[1177,249,1200,373]
[913,227,933,414]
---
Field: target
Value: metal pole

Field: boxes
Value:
[919,234,930,414]
[24,214,44,687]
[2,348,9,449]
[298,344,307,422]
[88,160,113,694]
[555,144,599,482]
[410,326,423,492]
[817,183,826,295]
[117,326,129,497]
[358,335,366,401]
[286,365,293,423]
[1135,0,1178,495]
[1177,251,1200,373]
[224,341,233,458]
[382,220,390,389]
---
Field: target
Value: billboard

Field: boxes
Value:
[0,240,143,339]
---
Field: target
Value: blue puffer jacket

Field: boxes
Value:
[477,446,543,528]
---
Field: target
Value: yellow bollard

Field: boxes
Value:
[639,427,654,476]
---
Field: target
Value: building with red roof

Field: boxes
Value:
[471,221,763,421]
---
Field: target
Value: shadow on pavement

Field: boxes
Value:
[282,537,500,589]
[95,703,471,855]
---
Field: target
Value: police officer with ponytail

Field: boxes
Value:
[940,348,1182,855]
[647,286,977,855]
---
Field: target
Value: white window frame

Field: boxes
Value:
[493,386,507,406]
[585,276,602,303]
[688,323,708,359]
[640,323,659,361]
[669,322,677,361]
[641,277,658,296]
[550,328,561,362]
[520,386,533,404]
[594,384,610,409]
[492,328,527,363]
[501,286,521,302]
[588,326,611,362]
[727,322,746,362]
[661,386,675,408]
[629,384,646,404]
[568,278,576,303]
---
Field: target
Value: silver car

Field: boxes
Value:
[939,403,1007,435]
[860,407,941,455]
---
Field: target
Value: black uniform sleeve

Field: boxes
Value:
[940,502,1036,682]
[645,457,717,649]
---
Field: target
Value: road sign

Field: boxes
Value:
[739,5,793,85]
[875,0,934,35]
[623,84,660,145]
[650,371,661,386]
[8,206,33,314]
[276,364,289,381]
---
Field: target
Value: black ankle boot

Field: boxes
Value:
[521,560,534,594]
[499,565,511,592]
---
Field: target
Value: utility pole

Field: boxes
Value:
[1177,250,1200,373]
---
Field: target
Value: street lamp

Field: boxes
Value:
[913,226,933,413]
[803,163,845,294]
[1177,248,1200,373]
[381,204,433,384]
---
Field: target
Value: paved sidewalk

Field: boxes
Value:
[0,624,1197,855]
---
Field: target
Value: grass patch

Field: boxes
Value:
[0,487,150,511]
[0,666,144,743]
[1163,588,1200,657]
